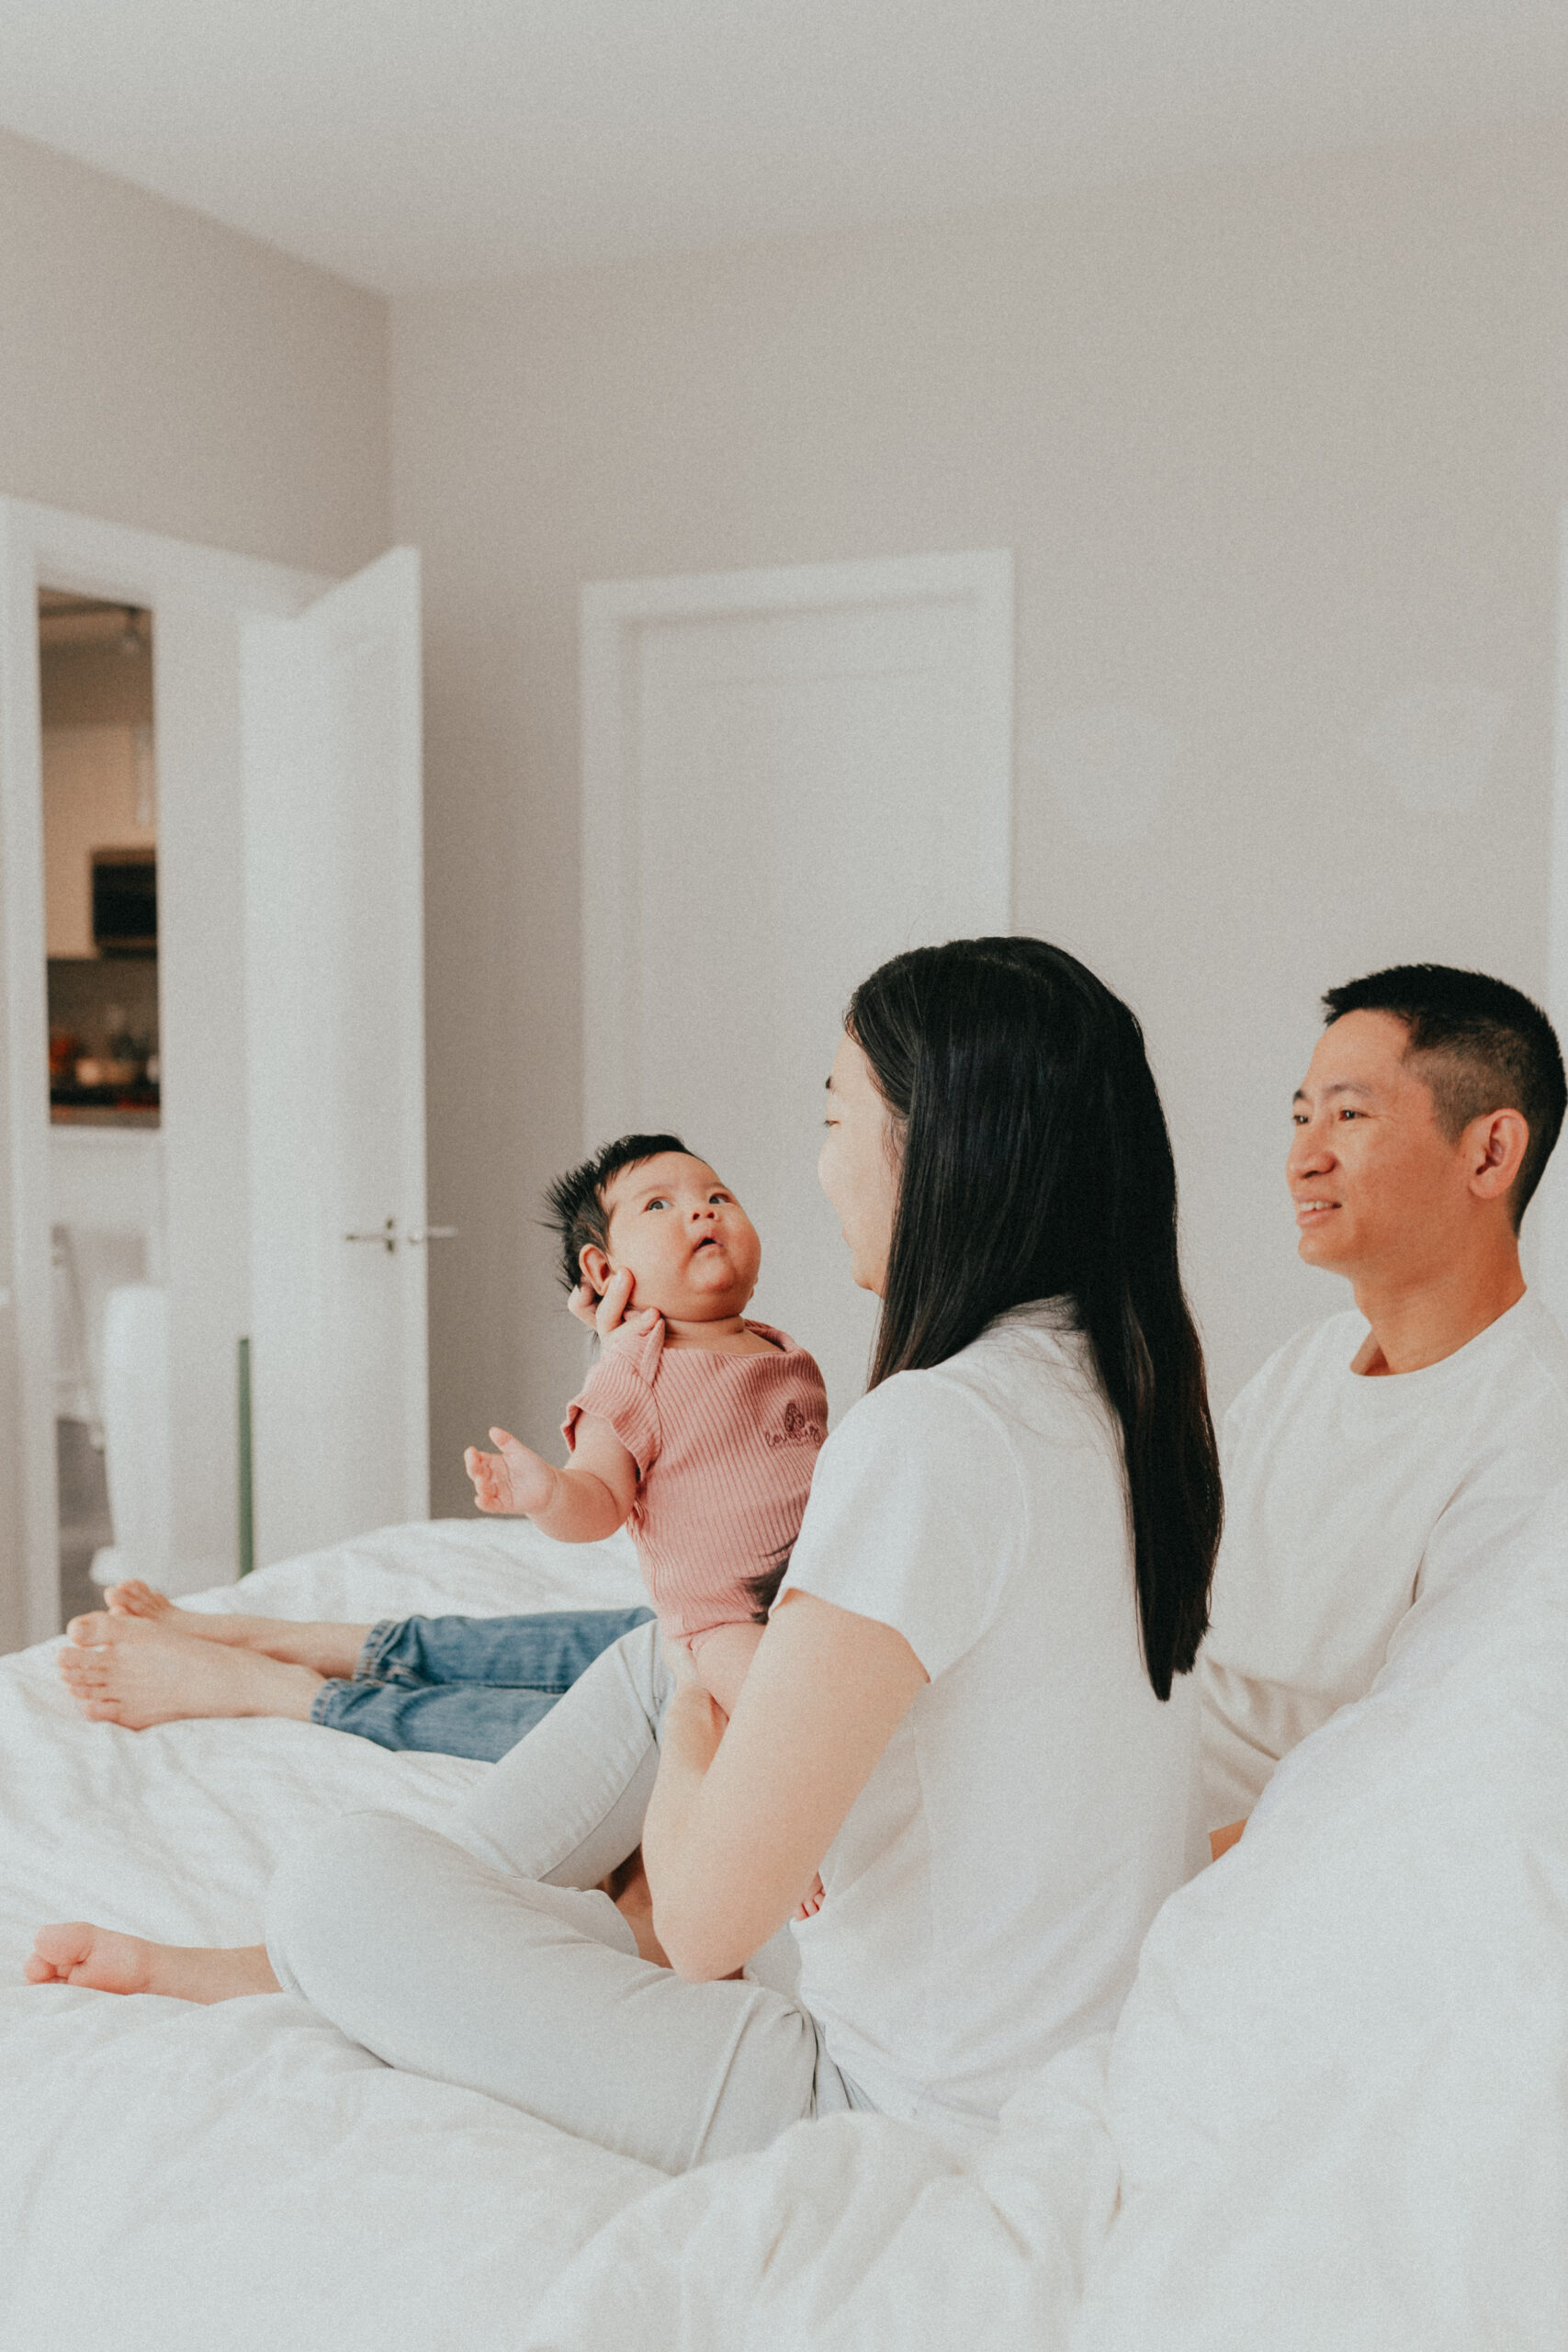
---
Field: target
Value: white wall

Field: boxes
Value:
[0,130,389,1645]
[0,126,389,574]
[393,119,1568,1505]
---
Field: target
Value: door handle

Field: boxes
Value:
[344,1217,398,1253]
[407,1227,458,1244]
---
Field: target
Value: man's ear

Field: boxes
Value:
[578,1243,614,1298]
[1467,1108,1529,1204]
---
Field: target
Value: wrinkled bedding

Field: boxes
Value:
[0,1521,660,2350]
[3,1502,1565,2350]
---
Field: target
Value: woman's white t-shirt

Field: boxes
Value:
[777,1302,1203,2149]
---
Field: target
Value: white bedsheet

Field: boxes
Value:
[0,1520,661,2350]
[4,1500,1565,2349]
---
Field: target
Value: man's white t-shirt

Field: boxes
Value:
[777,1302,1203,2151]
[1201,1289,1568,1826]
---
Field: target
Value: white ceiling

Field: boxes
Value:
[1,0,1565,293]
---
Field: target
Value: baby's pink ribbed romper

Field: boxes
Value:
[562,1315,828,1651]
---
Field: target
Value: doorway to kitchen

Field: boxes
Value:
[2,499,436,1654]
[39,589,164,1627]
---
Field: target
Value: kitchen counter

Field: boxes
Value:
[51,1104,161,1129]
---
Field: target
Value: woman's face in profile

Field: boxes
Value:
[819,1033,900,1296]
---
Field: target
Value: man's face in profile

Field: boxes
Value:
[1287,1010,1471,1285]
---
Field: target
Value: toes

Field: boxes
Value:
[107,1580,164,1617]
[58,1645,108,1685]
[67,1611,113,1645]
[82,1699,130,1724]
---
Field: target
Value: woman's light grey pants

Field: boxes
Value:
[265,1620,854,2173]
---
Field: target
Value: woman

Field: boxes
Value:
[30,937,1222,2172]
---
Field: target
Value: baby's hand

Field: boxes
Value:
[464,1428,556,1519]
[793,1875,826,1922]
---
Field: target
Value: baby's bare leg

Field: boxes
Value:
[687,1620,766,1719]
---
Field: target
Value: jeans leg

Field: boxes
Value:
[310,1605,656,1763]
[361,1607,654,1690]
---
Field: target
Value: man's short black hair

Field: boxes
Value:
[1322,964,1565,1226]
[543,1133,690,1292]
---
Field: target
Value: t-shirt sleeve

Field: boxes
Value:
[1406,1386,1568,1619]
[563,1347,660,1480]
[778,1371,1021,1679]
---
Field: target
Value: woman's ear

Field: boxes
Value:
[579,1243,614,1298]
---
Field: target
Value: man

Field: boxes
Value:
[1202,962,1568,1846]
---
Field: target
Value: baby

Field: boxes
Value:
[465,1132,828,1719]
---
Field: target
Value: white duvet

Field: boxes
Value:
[3,1502,1565,2349]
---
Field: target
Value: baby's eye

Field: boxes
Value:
[644,1197,670,1211]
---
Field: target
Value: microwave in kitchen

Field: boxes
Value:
[92,850,157,956]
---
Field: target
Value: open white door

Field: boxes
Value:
[243,547,434,1566]
[2,498,333,1645]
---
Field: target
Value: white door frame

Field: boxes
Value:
[580,548,1014,1149]
[1543,508,1568,1335]
[0,499,327,1648]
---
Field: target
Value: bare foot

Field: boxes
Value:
[105,1577,179,1623]
[58,1630,325,1729]
[69,1606,219,1651]
[27,1922,277,2002]
[85,1588,276,1651]
[75,1589,370,1676]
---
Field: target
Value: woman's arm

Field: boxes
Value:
[642,1587,929,1981]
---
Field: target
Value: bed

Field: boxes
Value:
[2,1500,1564,2350]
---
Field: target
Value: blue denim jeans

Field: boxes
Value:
[310,1607,655,1762]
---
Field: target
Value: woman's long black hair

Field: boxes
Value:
[846,937,1220,1700]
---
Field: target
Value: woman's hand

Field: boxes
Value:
[660,1632,706,1695]
[566,1261,653,1336]
[642,1590,928,1981]
[568,1266,660,1349]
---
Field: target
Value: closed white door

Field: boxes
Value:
[582,552,1011,1420]
[243,547,435,1565]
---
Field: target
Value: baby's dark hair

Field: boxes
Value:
[544,1133,690,1293]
